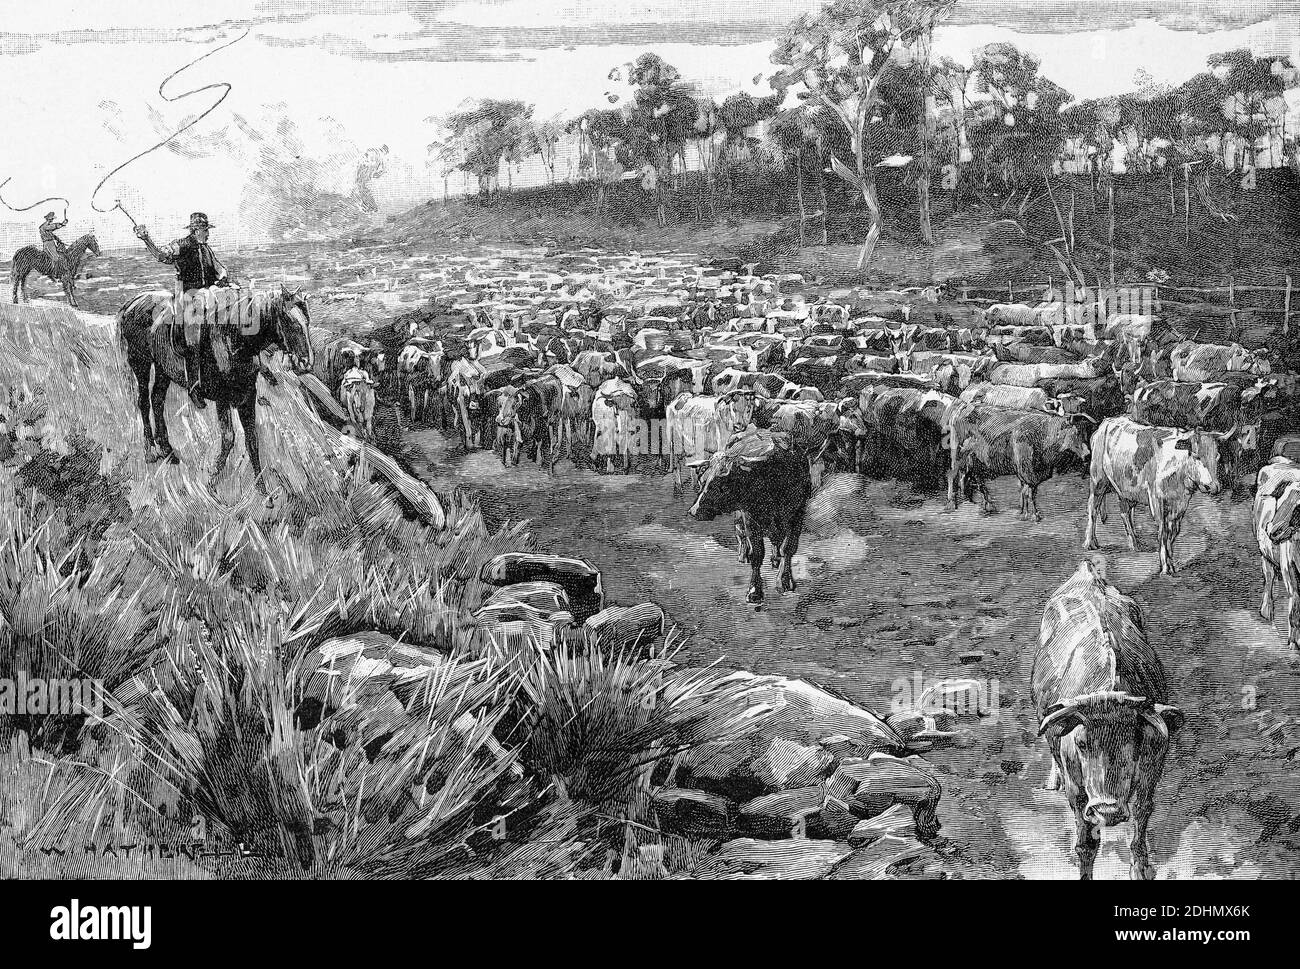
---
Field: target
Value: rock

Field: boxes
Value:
[844,754,942,840]
[480,581,571,617]
[651,788,731,835]
[712,671,904,754]
[751,737,835,790]
[675,673,902,801]
[584,603,665,655]
[827,834,933,880]
[847,803,916,846]
[297,632,450,755]
[480,553,603,622]
[737,787,823,838]
[693,838,853,880]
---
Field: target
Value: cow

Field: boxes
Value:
[445,357,487,449]
[959,383,1086,416]
[1253,458,1300,650]
[1103,313,1160,365]
[1130,378,1261,481]
[591,377,640,473]
[857,385,962,482]
[1032,557,1185,880]
[664,390,758,494]
[324,337,368,390]
[754,397,864,490]
[945,403,1092,520]
[572,349,630,388]
[985,302,1061,328]
[1083,416,1227,574]
[339,368,377,440]
[542,363,594,465]
[396,340,444,425]
[989,357,1105,387]
[991,341,1078,365]
[1168,341,1270,382]
[1036,373,1129,421]
[711,368,788,398]
[491,381,552,470]
[689,429,811,604]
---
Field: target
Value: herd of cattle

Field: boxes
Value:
[316,260,1300,644]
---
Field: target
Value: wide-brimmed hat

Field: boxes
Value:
[186,212,215,230]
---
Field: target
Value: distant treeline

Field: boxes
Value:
[422,1,1300,283]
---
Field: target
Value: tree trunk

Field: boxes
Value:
[857,176,882,271]
[796,150,805,248]
[820,170,829,247]
[918,173,933,245]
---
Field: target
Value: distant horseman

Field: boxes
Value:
[39,211,68,276]
[134,212,230,410]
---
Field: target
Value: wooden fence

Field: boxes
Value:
[959,274,1296,335]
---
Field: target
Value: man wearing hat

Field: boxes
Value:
[39,211,69,277]
[134,212,230,409]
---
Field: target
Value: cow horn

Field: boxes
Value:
[1154,702,1185,733]
[1210,420,1240,442]
[1038,702,1083,737]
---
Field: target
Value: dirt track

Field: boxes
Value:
[413,427,1300,879]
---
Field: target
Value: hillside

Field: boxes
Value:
[0,299,775,879]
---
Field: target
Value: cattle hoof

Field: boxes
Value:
[1259,608,1273,623]
[166,452,180,466]
[746,588,763,604]
[941,503,957,514]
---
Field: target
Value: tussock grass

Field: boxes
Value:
[1,301,762,878]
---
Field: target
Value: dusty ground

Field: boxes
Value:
[413,427,1300,880]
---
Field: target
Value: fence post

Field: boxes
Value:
[962,281,969,301]
[1228,275,1237,339]
[1285,275,1292,336]
[1008,282,1014,302]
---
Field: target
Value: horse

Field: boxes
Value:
[11,232,102,308]
[117,285,313,504]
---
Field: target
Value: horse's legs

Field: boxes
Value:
[133,364,158,458]
[209,403,236,495]
[64,277,77,309]
[237,397,271,505]
[150,373,178,462]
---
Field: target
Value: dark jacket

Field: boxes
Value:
[154,234,226,292]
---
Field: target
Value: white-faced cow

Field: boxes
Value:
[1084,416,1227,574]
[1032,557,1184,880]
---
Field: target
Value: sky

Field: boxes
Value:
[1,1,1298,251]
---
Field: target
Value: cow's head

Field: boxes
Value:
[718,390,757,432]
[689,450,756,522]
[1172,430,1224,496]
[835,396,869,439]
[1039,689,1185,827]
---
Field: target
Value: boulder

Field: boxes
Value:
[827,833,933,880]
[480,553,603,622]
[847,803,916,846]
[480,581,571,617]
[674,673,902,801]
[584,603,665,654]
[737,786,823,838]
[842,754,942,840]
[650,788,731,835]
[297,632,450,755]
[692,838,853,880]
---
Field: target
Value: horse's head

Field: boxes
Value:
[83,232,102,257]
[272,284,314,373]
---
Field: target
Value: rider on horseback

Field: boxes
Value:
[39,212,68,277]
[134,212,229,410]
